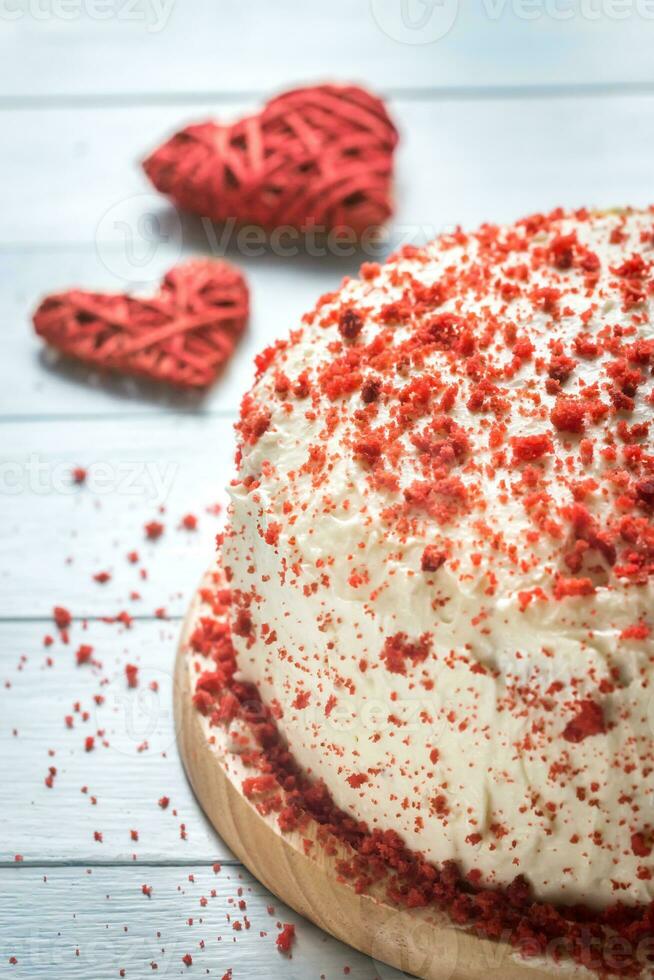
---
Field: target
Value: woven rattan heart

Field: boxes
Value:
[33,259,249,389]
[143,84,398,236]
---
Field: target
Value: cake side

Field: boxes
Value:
[223,207,654,909]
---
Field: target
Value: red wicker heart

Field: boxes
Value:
[143,84,398,236]
[33,259,249,389]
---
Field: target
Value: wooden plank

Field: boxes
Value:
[1,0,653,100]
[5,95,654,248]
[0,415,234,618]
[4,98,250,245]
[0,865,379,978]
[0,619,236,862]
[3,94,654,419]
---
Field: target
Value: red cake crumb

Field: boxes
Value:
[554,576,595,600]
[361,377,381,403]
[338,308,363,341]
[562,700,606,743]
[53,606,72,630]
[551,396,586,433]
[238,394,271,445]
[632,833,653,859]
[421,545,446,572]
[275,923,296,954]
[381,632,431,675]
[620,623,650,640]
[242,775,277,798]
[144,520,164,540]
[636,478,654,509]
[76,644,93,665]
[511,434,553,462]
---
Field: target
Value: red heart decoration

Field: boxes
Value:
[33,259,249,389]
[143,84,398,236]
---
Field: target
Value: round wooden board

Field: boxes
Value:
[174,573,587,980]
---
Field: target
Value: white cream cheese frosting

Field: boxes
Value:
[223,208,654,908]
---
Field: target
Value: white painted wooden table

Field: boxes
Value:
[1,2,654,976]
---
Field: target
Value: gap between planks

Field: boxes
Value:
[0,410,239,424]
[0,859,243,869]
[0,614,183,624]
[3,80,654,111]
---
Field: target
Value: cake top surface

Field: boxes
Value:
[237,207,654,606]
